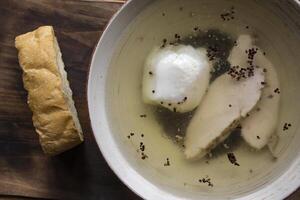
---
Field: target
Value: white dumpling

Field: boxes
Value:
[142,45,211,113]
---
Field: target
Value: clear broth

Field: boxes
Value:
[106,0,300,196]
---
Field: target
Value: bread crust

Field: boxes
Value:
[15,26,83,155]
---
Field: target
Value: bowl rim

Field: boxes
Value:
[87,0,300,199]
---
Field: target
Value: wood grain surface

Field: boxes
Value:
[0,0,298,199]
[0,0,140,199]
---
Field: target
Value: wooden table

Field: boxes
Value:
[0,0,298,199]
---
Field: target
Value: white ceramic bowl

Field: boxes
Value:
[88,0,300,199]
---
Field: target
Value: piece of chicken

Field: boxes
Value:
[184,35,265,160]
[238,35,280,150]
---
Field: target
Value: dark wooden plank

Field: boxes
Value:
[0,195,54,200]
[0,0,140,199]
[286,190,300,200]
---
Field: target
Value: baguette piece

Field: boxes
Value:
[15,26,84,155]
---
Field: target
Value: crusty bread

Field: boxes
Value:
[15,26,84,155]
